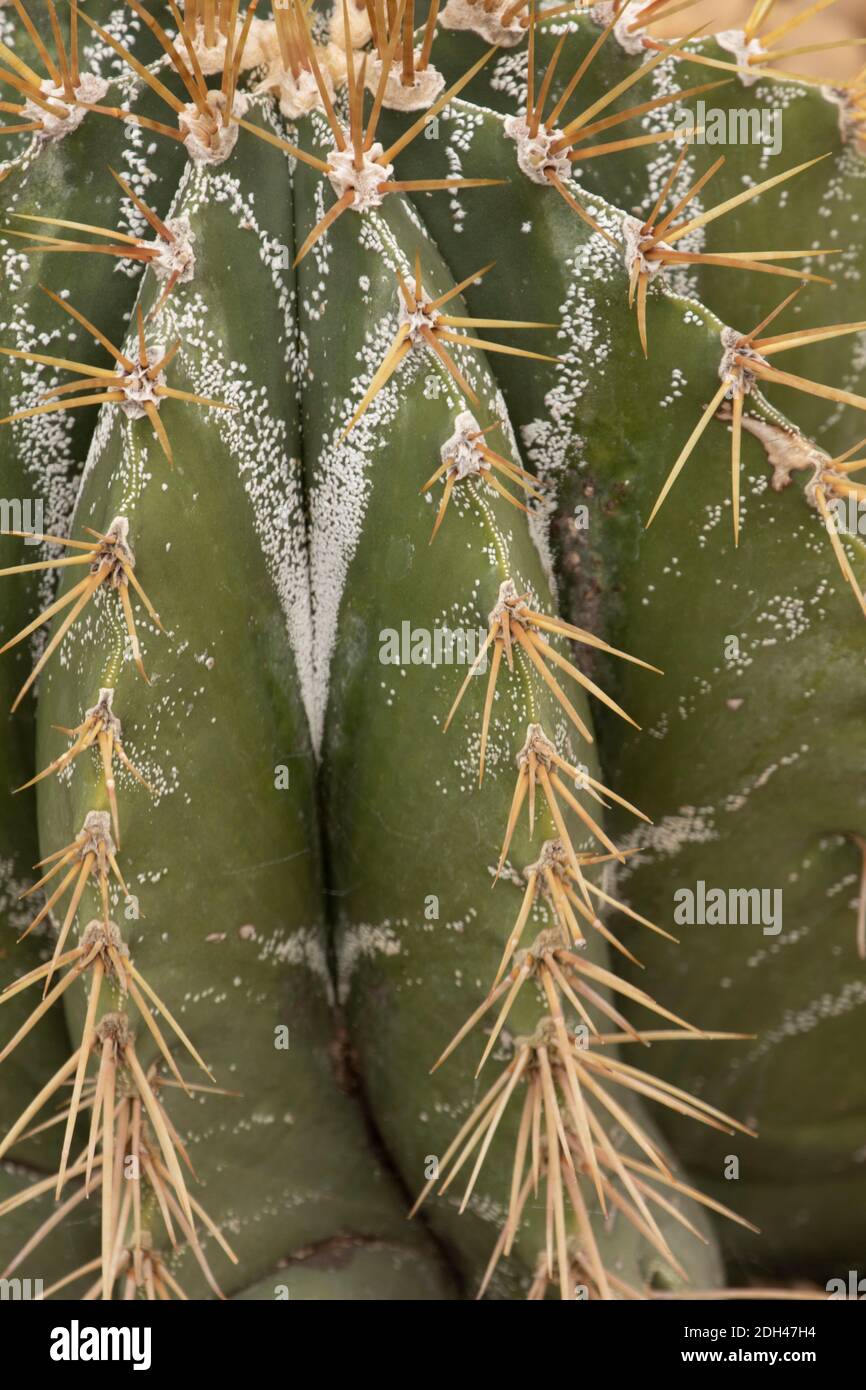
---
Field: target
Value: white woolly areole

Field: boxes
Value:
[151,214,196,285]
[440,410,488,480]
[326,144,393,210]
[91,686,116,712]
[719,325,766,396]
[106,515,132,554]
[804,452,832,511]
[116,351,166,420]
[23,73,108,141]
[80,810,114,856]
[440,0,525,48]
[715,405,823,496]
[265,66,333,119]
[320,40,351,88]
[716,29,765,86]
[86,687,122,736]
[504,115,571,185]
[191,17,276,74]
[397,276,440,342]
[590,3,647,57]
[490,577,523,623]
[328,1,373,50]
[821,85,865,149]
[621,214,669,280]
[178,89,249,165]
[364,52,445,111]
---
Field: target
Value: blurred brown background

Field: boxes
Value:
[654,0,866,79]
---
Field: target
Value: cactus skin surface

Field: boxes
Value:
[0,0,864,1302]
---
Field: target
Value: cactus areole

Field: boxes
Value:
[1,0,866,1306]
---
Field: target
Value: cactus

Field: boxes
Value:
[0,0,864,1302]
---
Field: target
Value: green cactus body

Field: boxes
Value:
[292,160,725,1293]
[428,12,866,445]
[0,0,864,1302]
[12,98,455,1298]
[381,33,866,1274]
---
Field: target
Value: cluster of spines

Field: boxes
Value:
[411,610,760,1295]
[645,0,866,90]
[0,0,94,140]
